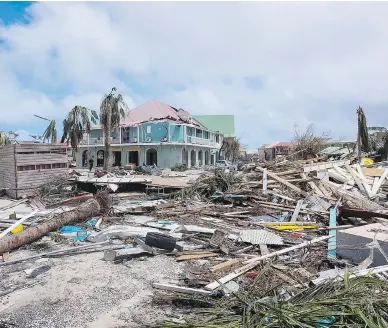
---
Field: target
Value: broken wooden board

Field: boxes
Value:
[362,167,386,177]
[205,235,331,291]
[256,166,305,196]
[291,200,304,222]
[210,258,242,273]
[176,252,219,261]
[152,283,212,296]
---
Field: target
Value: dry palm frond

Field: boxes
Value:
[171,170,242,200]
[152,272,388,328]
[42,120,57,144]
[0,131,11,146]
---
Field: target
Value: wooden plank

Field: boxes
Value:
[210,258,242,273]
[152,283,212,296]
[301,173,324,197]
[256,166,305,196]
[262,168,268,194]
[362,167,385,177]
[328,170,354,185]
[303,160,350,173]
[205,235,331,290]
[0,210,38,239]
[291,200,303,222]
[176,253,218,261]
[346,164,368,195]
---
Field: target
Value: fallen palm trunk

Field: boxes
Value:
[0,199,100,255]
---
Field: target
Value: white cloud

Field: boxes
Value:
[1,2,388,148]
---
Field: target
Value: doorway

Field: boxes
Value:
[113,151,122,167]
[82,150,88,167]
[146,148,157,166]
[128,151,139,166]
[96,150,104,167]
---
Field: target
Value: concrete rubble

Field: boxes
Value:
[1,155,388,327]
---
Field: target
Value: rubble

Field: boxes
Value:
[1,153,388,327]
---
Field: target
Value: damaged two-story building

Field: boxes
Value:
[76,100,224,169]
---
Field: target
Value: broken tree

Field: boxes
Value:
[0,199,100,254]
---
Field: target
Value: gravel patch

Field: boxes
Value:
[0,251,183,328]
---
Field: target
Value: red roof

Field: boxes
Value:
[122,100,204,127]
[264,141,293,149]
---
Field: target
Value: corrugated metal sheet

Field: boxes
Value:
[239,229,283,245]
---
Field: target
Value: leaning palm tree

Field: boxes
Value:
[357,106,371,161]
[0,131,10,146]
[99,87,128,170]
[35,115,58,144]
[61,106,99,152]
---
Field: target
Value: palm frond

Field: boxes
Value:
[61,105,98,151]
[42,120,57,144]
[0,131,11,146]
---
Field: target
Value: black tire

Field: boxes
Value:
[145,232,176,251]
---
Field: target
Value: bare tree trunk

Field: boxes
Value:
[104,105,112,171]
[0,199,100,255]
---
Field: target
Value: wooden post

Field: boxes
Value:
[262,168,268,194]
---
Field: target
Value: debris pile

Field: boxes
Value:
[1,157,388,327]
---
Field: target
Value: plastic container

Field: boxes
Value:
[11,224,24,234]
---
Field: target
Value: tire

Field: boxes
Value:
[145,232,176,251]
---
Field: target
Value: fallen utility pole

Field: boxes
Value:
[0,199,100,255]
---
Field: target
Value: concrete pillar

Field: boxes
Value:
[187,149,191,168]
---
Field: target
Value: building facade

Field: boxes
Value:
[76,100,224,169]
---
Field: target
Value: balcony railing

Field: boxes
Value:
[79,135,217,147]
[187,136,215,146]
[80,137,120,145]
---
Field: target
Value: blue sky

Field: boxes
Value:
[1,2,388,147]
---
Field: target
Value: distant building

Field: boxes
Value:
[76,100,224,169]
[258,141,293,161]
[193,115,235,143]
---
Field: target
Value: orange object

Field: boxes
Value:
[246,271,259,278]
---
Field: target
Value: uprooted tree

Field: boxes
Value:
[291,124,330,160]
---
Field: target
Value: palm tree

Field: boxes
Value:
[61,106,99,152]
[35,115,57,144]
[99,87,128,170]
[0,131,10,146]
